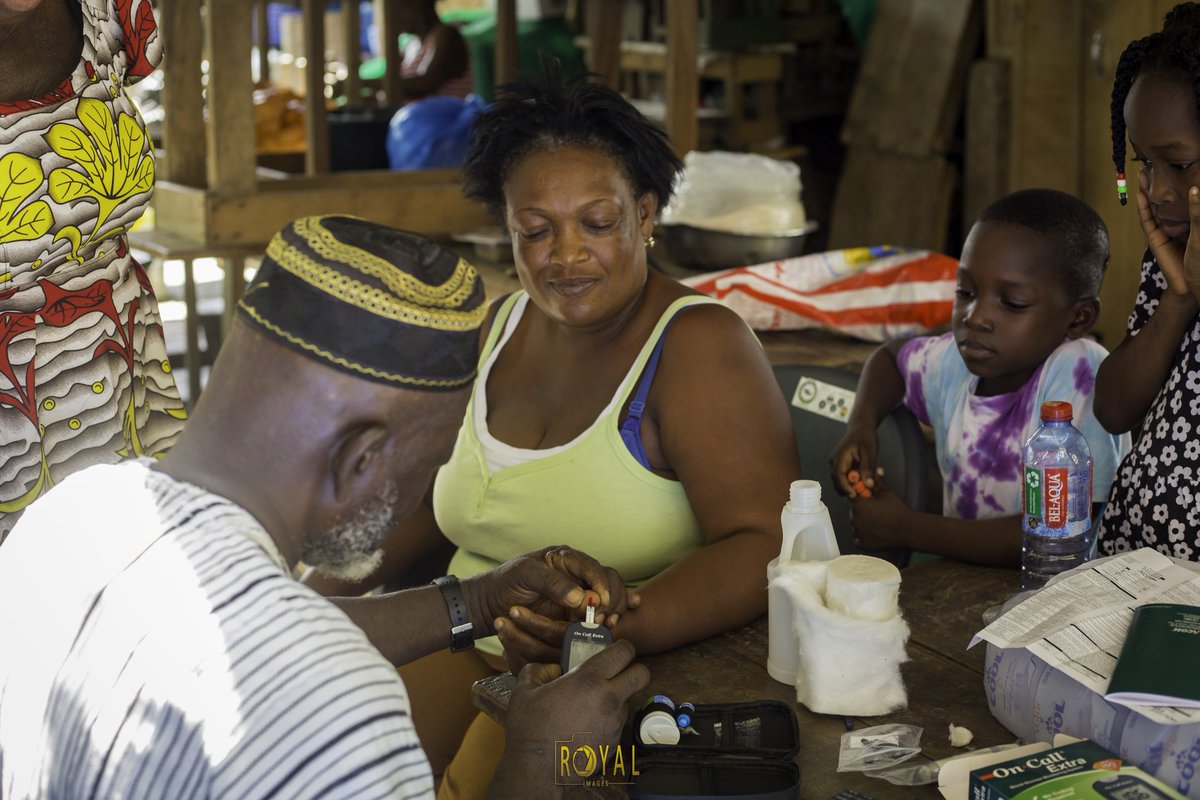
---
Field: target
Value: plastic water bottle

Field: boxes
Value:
[1021,401,1093,591]
[767,480,839,684]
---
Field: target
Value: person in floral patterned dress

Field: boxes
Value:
[0,0,186,541]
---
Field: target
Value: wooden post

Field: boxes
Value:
[382,0,401,105]
[342,0,362,105]
[302,0,330,174]
[664,0,699,157]
[255,2,270,84]
[1008,0,1084,193]
[160,0,206,188]
[495,0,518,88]
[963,58,1010,227]
[586,0,623,88]
[204,0,256,195]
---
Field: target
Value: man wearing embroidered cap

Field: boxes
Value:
[0,216,647,799]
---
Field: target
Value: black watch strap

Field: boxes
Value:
[433,575,475,652]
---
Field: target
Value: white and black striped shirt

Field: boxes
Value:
[0,460,433,799]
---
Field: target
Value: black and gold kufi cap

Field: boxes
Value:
[238,215,486,390]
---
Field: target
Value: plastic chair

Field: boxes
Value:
[771,364,930,567]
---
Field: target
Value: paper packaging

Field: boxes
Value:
[971,550,1200,727]
[969,740,1187,799]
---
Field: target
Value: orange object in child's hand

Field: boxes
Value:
[847,469,861,484]
[851,480,872,498]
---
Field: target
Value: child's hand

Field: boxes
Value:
[847,475,912,550]
[1136,169,1199,297]
[830,423,879,497]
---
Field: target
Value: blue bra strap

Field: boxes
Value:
[619,318,676,471]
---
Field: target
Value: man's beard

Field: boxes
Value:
[302,482,399,583]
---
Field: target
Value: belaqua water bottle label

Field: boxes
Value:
[1024,464,1091,536]
[1043,467,1068,528]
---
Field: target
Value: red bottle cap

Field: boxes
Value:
[1040,401,1073,422]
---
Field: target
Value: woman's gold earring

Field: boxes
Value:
[644,235,656,249]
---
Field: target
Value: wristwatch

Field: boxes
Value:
[432,575,475,652]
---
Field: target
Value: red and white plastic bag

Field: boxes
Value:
[681,246,958,341]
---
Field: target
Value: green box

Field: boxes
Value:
[969,740,1187,799]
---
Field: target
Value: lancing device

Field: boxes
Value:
[560,599,613,673]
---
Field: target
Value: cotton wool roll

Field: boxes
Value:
[825,555,901,622]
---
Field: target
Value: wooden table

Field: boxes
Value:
[471,558,1022,799]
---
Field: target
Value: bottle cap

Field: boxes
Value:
[1040,401,1073,422]
[639,711,681,745]
[788,479,822,510]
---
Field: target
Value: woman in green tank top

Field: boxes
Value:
[306,66,804,798]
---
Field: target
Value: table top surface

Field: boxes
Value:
[471,558,1023,799]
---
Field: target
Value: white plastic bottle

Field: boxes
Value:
[767,479,840,685]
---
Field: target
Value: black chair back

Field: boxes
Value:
[771,364,930,567]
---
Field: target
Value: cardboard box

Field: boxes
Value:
[969,740,1187,799]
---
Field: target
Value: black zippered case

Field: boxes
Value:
[629,700,801,800]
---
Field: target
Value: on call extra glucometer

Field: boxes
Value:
[560,600,612,673]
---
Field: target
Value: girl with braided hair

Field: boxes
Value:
[1096,2,1200,558]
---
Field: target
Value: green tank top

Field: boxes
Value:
[433,292,717,655]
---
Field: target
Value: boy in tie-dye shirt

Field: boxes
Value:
[831,189,1130,565]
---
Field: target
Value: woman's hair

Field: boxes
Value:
[1111,3,1200,178]
[462,61,682,220]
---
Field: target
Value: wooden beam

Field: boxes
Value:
[204,0,256,195]
[302,0,330,174]
[1008,0,1084,193]
[160,0,206,188]
[208,178,490,244]
[586,0,623,88]
[342,0,362,104]
[841,0,982,157]
[830,149,956,252]
[382,0,401,104]
[255,2,270,84]
[151,181,210,241]
[495,0,518,88]
[963,58,1010,226]
[664,0,698,157]
[157,171,489,244]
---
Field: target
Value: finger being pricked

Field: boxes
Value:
[538,546,633,617]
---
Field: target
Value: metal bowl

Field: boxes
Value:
[656,221,819,272]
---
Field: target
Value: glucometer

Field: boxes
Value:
[560,599,612,673]
[1092,774,1179,800]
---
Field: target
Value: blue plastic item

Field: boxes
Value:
[386,95,485,171]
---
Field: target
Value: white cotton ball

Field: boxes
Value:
[948,723,974,747]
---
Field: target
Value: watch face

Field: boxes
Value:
[1093,774,1176,800]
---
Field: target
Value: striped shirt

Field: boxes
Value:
[0,460,433,799]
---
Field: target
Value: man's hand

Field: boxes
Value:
[490,641,650,799]
[494,587,643,674]
[463,546,636,643]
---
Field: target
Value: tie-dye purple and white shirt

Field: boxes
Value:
[896,333,1130,520]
